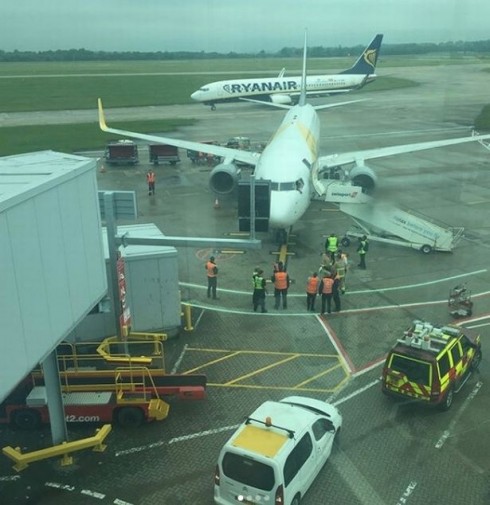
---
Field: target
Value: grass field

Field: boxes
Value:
[0,56,488,155]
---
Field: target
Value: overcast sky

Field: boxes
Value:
[2,0,489,53]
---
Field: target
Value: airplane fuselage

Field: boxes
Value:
[191,73,375,105]
[256,103,320,229]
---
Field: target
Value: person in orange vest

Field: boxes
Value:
[319,272,334,315]
[205,256,218,299]
[306,272,319,312]
[146,169,156,195]
[271,261,290,309]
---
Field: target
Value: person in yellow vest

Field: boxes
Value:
[205,256,218,299]
[252,268,268,313]
[306,272,319,312]
[325,233,339,262]
[271,261,290,309]
[319,273,334,315]
[146,169,156,196]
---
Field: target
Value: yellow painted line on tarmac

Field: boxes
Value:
[224,354,300,385]
[183,351,241,374]
[292,362,344,389]
[186,347,338,358]
[208,383,338,393]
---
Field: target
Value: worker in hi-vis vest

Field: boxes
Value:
[306,272,319,312]
[205,256,218,299]
[325,233,339,261]
[146,169,156,196]
[271,261,290,309]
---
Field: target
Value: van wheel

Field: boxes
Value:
[12,409,41,430]
[439,388,454,411]
[421,244,432,254]
[115,407,144,428]
[291,494,301,505]
[471,350,482,371]
[341,237,351,247]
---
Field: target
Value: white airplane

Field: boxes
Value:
[98,34,490,243]
[190,34,383,109]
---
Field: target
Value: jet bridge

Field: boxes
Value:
[313,172,463,253]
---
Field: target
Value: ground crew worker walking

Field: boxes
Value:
[252,268,267,313]
[325,233,339,262]
[271,262,290,309]
[319,273,334,315]
[146,169,156,196]
[357,235,369,269]
[306,272,319,312]
[205,256,218,299]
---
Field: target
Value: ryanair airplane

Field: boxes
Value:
[191,34,383,109]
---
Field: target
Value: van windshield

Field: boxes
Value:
[390,354,431,385]
[222,452,275,491]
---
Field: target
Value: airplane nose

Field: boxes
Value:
[190,91,200,101]
[269,192,295,229]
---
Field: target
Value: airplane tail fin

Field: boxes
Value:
[340,34,383,75]
[298,30,308,107]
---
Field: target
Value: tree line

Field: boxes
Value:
[1,40,490,62]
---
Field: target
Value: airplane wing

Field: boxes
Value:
[239,97,367,111]
[318,131,490,168]
[97,99,260,166]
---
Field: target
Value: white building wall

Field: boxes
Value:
[0,151,107,402]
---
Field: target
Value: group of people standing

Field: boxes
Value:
[203,233,368,314]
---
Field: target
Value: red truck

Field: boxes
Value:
[149,144,180,165]
[104,140,139,165]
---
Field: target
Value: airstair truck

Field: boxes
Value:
[340,200,464,253]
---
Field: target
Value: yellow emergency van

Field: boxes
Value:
[382,320,482,410]
[214,396,342,505]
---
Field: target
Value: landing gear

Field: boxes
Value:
[210,104,216,111]
[274,228,288,245]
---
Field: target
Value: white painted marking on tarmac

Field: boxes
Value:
[333,379,379,407]
[81,489,105,499]
[0,475,20,481]
[171,344,188,374]
[466,322,490,329]
[434,381,483,449]
[333,450,388,505]
[194,309,205,328]
[115,424,240,457]
[114,499,134,505]
[395,481,418,505]
[317,316,354,373]
[352,357,385,377]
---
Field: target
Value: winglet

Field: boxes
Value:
[98,98,108,131]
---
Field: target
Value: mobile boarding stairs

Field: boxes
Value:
[312,170,464,254]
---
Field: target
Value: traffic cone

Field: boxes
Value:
[214,198,220,209]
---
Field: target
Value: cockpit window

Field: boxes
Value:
[200,87,209,92]
[270,181,296,191]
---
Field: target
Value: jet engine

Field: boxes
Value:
[270,94,293,105]
[349,163,377,192]
[209,163,239,194]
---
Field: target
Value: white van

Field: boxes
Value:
[214,396,342,505]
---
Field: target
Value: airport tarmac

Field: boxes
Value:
[1,63,490,504]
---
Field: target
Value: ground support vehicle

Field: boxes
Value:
[149,144,180,165]
[104,140,139,165]
[0,340,206,429]
[448,284,473,318]
[1,368,169,429]
[382,320,482,410]
[187,140,222,166]
[339,201,463,254]
[214,396,342,505]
